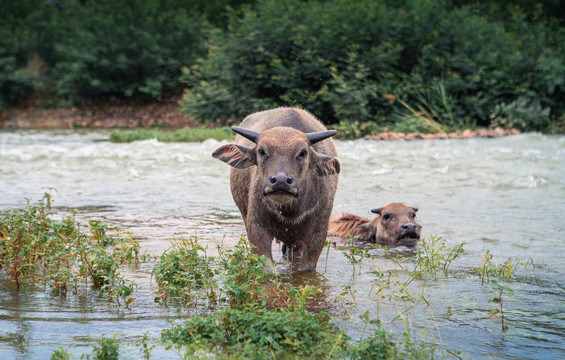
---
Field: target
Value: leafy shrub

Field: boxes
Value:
[181,0,565,132]
[0,2,40,110]
[38,0,209,104]
[90,334,120,360]
[162,303,345,358]
[153,236,217,305]
[490,96,551,132]
[180,0,405,125]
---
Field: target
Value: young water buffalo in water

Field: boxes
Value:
[212,107,340,271]
[328,203,421,247]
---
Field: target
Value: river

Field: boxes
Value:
[1,130,564,359]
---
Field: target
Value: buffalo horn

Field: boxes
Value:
[306,130,338,145]
[232,126,261,143]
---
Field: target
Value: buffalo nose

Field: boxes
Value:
[269,172,295,186]
[401,223,417,232]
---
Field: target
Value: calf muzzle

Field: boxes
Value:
[398,223,421,246]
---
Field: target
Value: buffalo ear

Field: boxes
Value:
[310,149,340,176]
[212,144,256,169]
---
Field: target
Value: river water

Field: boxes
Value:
[0,130,564,359]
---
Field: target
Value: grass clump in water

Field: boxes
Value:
[109,126,234,143]
[0,193,142,305]
[51,334,120,360]
[160,236,346,358]
[471,249,534,284]
[410,235,465,279]
[153,235,218,305]
[158,236,446,359]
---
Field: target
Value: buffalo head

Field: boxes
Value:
[212,126,340,205]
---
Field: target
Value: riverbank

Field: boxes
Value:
[365,128,520,140]
[1,102,520,140]
[0,98,196,129]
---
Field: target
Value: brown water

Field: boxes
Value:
[1,130,564,359]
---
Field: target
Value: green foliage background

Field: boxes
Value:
[180,0,565,132]
[1,0,564,132]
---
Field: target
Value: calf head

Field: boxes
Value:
[370,203,421,247]
[213,126,340,205]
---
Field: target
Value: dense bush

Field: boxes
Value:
[35,0,210,104]
[2,0,564,133]
[180,0,565,132]
[1,0,254,107]
[0,1,40,110]
[180,0,403,125]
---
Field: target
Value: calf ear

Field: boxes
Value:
[357,223,376,242]
[212,144,256,169]
[310,149,340,176]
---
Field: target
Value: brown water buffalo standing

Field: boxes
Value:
[328,203,421,247]
[212,107,341,271]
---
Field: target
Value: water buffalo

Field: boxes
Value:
[328,203,421,247]
[212,107,340,271]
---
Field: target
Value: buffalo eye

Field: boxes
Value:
[411,213,417,219]
[296,149,307,160]
[382,214,392,221]
[257,148,267,158]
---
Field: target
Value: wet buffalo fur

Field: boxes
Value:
[212,107,340,271]
[328,203,421,247]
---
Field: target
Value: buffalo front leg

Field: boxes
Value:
[245,220,276,272]
[297,227,329,272]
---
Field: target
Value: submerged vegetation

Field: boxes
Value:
[471,249,535,285]
[153,235,218,305]
[0,193,142,305]
[0,195,540,359]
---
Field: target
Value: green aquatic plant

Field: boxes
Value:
[217,235,272,308]
[339,284,358,306]
[336,237,370,277]
[367,236,464,305]
[49,334,121,360]
[472,249,534,284]
[90,333,120,360]
[0,193,140,305]
[137,332,156,360]
[488,280,514,332]
[153,234,217,305]
[411,235,465,279]
[369,264,428,305]
[161,236,347,359]
[50,347,72,360]
[162,302,346,359]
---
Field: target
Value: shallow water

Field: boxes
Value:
[1,130,564,359]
